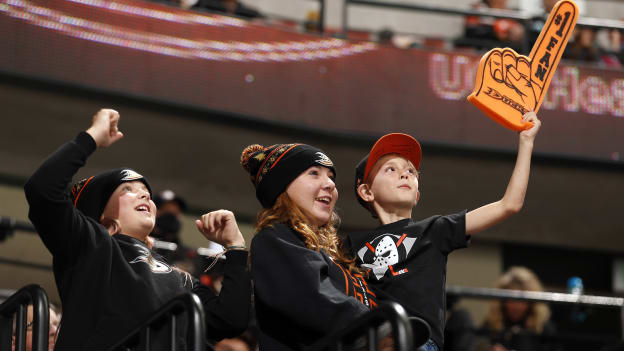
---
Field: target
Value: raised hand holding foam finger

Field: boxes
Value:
[468,0,578,131]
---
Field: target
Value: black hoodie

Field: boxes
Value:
[24,132,251,350]
[251,223,376,350]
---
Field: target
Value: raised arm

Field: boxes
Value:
[465,112,541,235]
[193,210,251,339]
[24,109,124,257]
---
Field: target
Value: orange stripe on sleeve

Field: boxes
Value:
[73,176,95,206]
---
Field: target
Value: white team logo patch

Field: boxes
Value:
[315,152,334,167]
[120,169,144,181]
[129,244,172,274]
[358,233,417,280]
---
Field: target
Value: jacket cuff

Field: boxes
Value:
[225,249,248,266]
[74,131,97,156]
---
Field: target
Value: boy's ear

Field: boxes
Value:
[357,183,374,203]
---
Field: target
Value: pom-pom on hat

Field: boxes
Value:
[241,143,336,208]
[70,168,152,221]
[354,133,421,210]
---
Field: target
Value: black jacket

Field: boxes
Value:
[24,132,251,350]
[251,223,376,350]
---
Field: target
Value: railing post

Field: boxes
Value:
[0,285,49,351]
[319,0,326,34]
[341,0,349,38]
[104,293,206,351]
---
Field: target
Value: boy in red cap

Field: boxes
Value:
[350,112,541,351]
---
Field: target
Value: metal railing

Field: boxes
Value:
[446,285,624,340]
[307,302,420,351]
[104,292,206,351]
[0,284,50,351]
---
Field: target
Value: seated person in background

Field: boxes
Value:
[562,25,623,68]
[458,0,525,52]
[563,26,601,64]
[150,189,198,272]
[11,304,61,351]
[151,189,187,245]
[477,266,558,351]
[444,295,476,351]
[171,0,262,19]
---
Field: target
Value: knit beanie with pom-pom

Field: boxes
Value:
[240,143,336,208]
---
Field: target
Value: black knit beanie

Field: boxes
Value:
[70,168,152,221]
[240,143,336,208]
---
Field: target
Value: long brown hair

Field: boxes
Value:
[256,192,358,272]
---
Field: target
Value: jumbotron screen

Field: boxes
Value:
[2,0,623,163]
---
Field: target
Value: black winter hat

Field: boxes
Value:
[70,168,152,221]
[241,143,336,208]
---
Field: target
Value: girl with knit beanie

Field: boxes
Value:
[239,143,378,350]
[24,109,251,350]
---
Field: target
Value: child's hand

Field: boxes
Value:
[86,109,124,147]
[519,111,541,143]
[195,210,246,249]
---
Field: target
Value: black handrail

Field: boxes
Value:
[104,292,206,351]
[0,284,50,351]
[307,302,421,351]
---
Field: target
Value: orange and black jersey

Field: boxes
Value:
[251,223,377,351]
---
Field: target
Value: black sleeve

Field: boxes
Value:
[24,132,103,262]
[192,250,251,341]
[430,210,469,255]
[250,225,369,334]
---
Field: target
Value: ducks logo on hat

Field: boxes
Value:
[315,152,333,167]
[120,169,144,181]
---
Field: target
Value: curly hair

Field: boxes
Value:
[255,192,358,272]
[484,266,551,333]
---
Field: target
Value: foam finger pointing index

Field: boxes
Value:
[528,0,578,98]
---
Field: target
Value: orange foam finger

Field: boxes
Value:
[467,0,578,131]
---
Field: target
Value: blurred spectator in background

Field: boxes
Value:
[562,26,602,64]
[192,0,262,19]
[457,0,525,52]
[151,189,187,245]
[150,189,200,274]
[377,27,395,46]
[476,266,559,351]
[444,295,476,351]
[11,304,61,351]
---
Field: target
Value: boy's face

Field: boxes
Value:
[101,181,156,236]
[366,154,419,210]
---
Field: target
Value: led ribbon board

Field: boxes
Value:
[467,0,578,131]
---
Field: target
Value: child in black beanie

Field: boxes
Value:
[239,143,378,351]
[25,109,251,351]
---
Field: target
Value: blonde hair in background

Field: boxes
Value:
[256,192,358,272]
[484,266,551,333]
